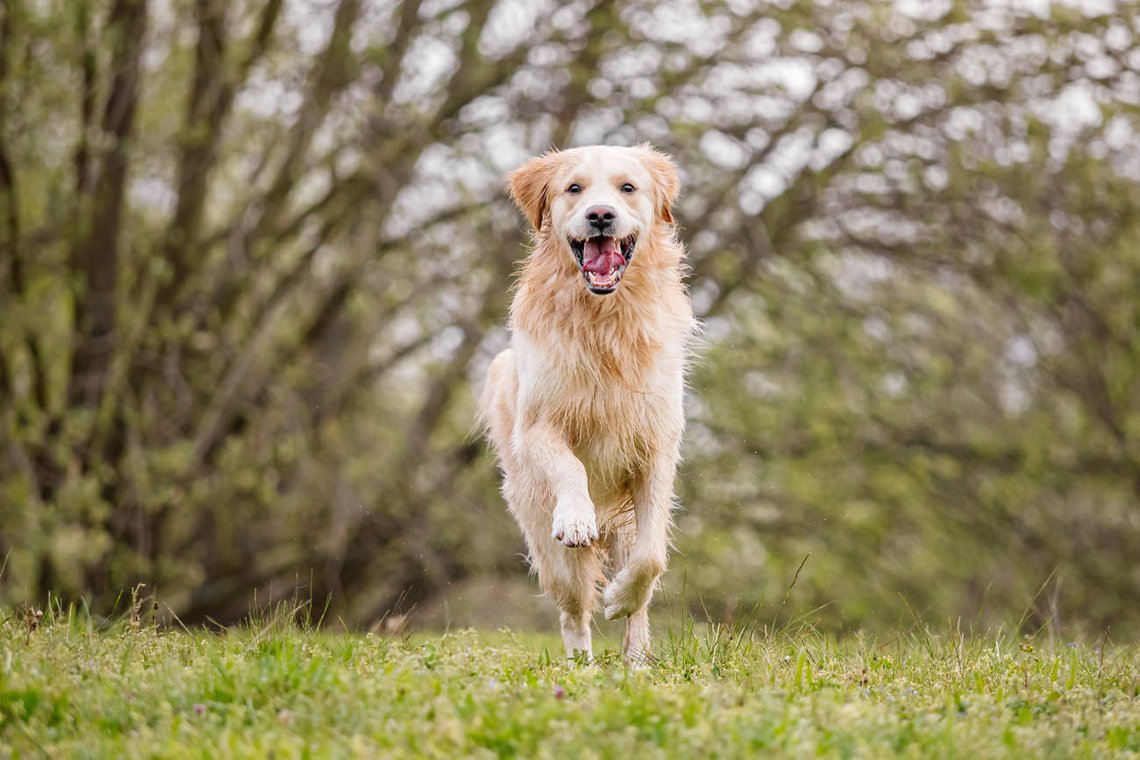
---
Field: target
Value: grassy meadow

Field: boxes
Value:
[1,604,1138,759]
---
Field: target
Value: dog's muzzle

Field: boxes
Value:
[568,235,637,295]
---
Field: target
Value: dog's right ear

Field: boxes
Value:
[506,151,559,231]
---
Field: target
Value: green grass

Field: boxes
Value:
[1,608,1138,758]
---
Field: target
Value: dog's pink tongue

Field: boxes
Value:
[582,237,624,274]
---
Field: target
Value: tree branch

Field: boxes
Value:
[158,0,283,311]
[68,0,148,410]
[243,0,361,247]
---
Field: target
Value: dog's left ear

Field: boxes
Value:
[638,144,681,225]
[506,151,559,231]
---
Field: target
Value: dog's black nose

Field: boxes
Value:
[585,205,616,231]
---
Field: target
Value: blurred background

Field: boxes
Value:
[1,0,1138,636]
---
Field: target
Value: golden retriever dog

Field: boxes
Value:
[478,144,695,664]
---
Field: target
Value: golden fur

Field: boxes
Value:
[479,144,695,664]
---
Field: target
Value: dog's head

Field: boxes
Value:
[507,144,680,295]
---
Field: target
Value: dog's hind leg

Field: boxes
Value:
[536,537,602,661]
[554,559,600,662]
[623,607,652,668]
[511,486,602,662]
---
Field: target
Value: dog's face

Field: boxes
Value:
[507,145,680,295]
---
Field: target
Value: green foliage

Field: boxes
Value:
[2,612,1140,757]
[677,139,1140,632]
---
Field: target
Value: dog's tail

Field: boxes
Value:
[468,348,513,445]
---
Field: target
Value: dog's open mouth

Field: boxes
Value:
[569,235,636,294]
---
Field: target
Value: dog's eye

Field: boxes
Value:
[621,183,636,194]
[567,183,581,194]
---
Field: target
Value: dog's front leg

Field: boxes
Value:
[603,448,676,650]
[516,421,598,548]
[515,419,600,661]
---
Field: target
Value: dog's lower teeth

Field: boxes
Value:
[584,265,623,290]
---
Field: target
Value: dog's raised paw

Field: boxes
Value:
[603,568,655,619]
[551,512,598,548]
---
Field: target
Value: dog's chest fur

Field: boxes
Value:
[511,271,691,490]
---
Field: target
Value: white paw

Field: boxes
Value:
[603,568,655,620]
[551,510,598,548]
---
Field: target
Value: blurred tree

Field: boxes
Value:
[0,0,1137,633]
